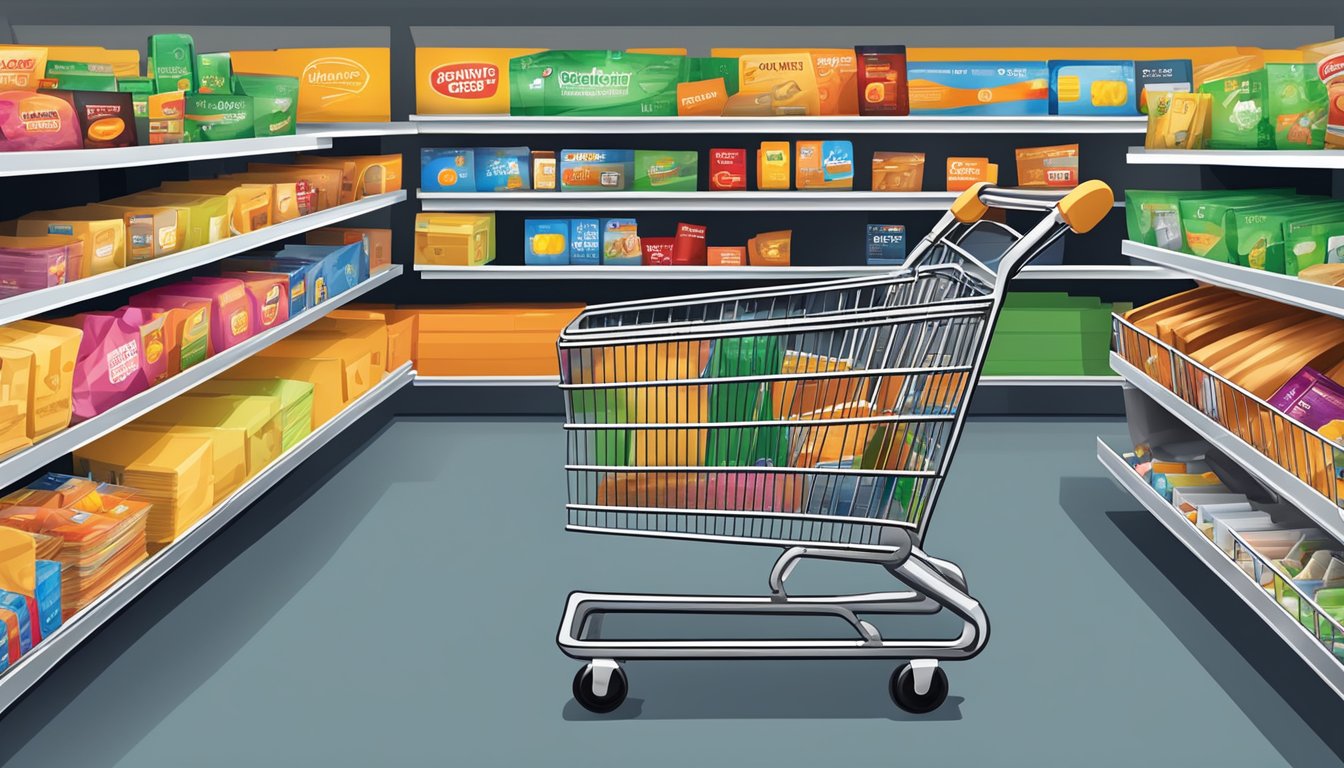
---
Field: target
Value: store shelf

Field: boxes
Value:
[1097,437,1344,699]
[299,122,421,138]
[1122,241,1344,320]
[418,190,1127,213]
[414,375,559,387]
[0,361,414,717]
[411,114,1148,135]
[0,265,403,482]
[0,191,408,327]
[1111,352,1344,543]
[1127,147,1344,170]
[414,264,1181,281]
[980,375,1122,386]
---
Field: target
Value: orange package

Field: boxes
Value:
[946,157,998,192]
[228,48,391,122]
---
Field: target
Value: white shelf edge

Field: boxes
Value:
[0,361,415,716]
[0,190,408,327]
[981,375,1122,386]
[1097,437,1344,699]
[1111,352,1344,543]
[0,134,331,178]
[0,265,403,481]
[410,114,1148,134]
[298,122,421,138]
[413,264,1180,281]
[1122,241,1344,320]
[1127,146,1344,169]
[414,375,558,387]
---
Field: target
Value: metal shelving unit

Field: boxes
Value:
[1097,437,1344,699]
[1122,241,1344,320]
[1127,147,1344,169]
[413,264,1182,281]
[0,191,408,327]
[411,114,1149,135]
[0,266,403,482]
[414,375,558,387]
[0,361,415,717]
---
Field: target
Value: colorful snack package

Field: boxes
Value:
[855,46,908,116]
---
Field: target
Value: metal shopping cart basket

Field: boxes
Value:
[556,181,1115,714]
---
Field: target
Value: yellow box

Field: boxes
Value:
[148,90,185,145]
[0,321,81,441]
[713,48,857,115]
[0,47,48,90]
[414,47,545,115]
[103,192,230,250]
[414,212,495,266]
[294,154,403,204]
[734,53,820,116]
[0,45,140,79]
[0,345,33,458]
[757,141,791,190]
[15,208,125,275]
[234,165,344,213]
[157,180,284,230]
[228,48,391,123]
[257,336,377,404]
[140,393,283,480]
[300,317,389,376]
[221,357,344,428]
[125,421,246,504]
[82,203,180,263]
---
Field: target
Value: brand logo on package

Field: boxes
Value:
[757,61,805,72]
[430,62,500,99]
[303,57,369,101]
[1320,55,1344,82]
[558,68,633,89]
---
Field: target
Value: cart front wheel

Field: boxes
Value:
[573,662,628,714]
[890,662,948,714]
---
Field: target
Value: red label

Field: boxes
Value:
[1320,54,1344,82]
[430,62,500,99]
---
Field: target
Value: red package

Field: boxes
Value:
[641,237,676,266]
[709,148,747,191]
[672,223,708,266]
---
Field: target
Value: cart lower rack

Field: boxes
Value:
[555,181,1116,714]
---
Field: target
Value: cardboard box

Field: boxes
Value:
[228,47,391,123]
[294,154,402,203]
[148,90,185,145]
[104,192,229,250]
[634,150,698,192]
[708,246,746,267]
[560,149,633,192]
[0,321,82,441]
[708,148,747,191]
[148,34,195,94]
[81,203,179,264]
[413,212,495,266]
[414,47,544,115]
[15,208,125,275]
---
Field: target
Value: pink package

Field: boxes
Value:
[193,275,288,334]
[131,278,254,354]
[699,469,799,513]
[0,91,82,152]
[1268,366,1344,430]
[55,308,170,422]
[0,236,83,298]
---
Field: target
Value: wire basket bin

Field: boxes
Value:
[556,181,1116,715]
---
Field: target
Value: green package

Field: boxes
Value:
[1232,202,1344,272]
[1265,63,1329,150]
[231,73,298,137]
[510,50,688,117]
[184,93,254,142]
[688,57,739,95]
[148,33,195,93]
[43,61,117,92]
[1285,219,1344,274]
[1125,189,1293,250]
[1199,66,1272,150]
[195,52,232,94]
[633,150,698,191]
[705,336,788,468]
[118,76,153,145]
[1178,194,1311,261]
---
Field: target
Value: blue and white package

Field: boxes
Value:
[272,242,369,303]
[866,224,907,265]
[524,220,570,266]
[421,148,476,192]
[907,61,1049,116]
[570,219,601,266]
[1049,60,1138,116]
[474,147,530,192]
[34,560,60,641]
[0,591,31,655]
[1136,59,1193,114]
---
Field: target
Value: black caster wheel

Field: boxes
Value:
[889,662,948,714]
[572,662,628,714]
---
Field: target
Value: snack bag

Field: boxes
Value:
[1266,63,1328,149]
[56,308,169,422]
[1196,58,1272,150]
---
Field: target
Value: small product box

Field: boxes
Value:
[40,90,138,149]
[672,222,708,265]
[757,141,791,190]
[642,237,676,266]
[1136,59,1193,114]
[532,150,556,191]
[184,93,255,142]
[907,61,1049,116]
[148,33,195,94]
[601,219,641,265]
[560,149,634,192]
[1048,60,1137,116]
[1015,144,1079,188]
[195,52,232,94]
[524,219,570,266]
[148,90,186,145]
[708,246,746,266]
[946,157,997,192]
[412,212,495,267]
[475,147,530,192]
[41,61,117,92]
[569,219,601,265]
[866,224,907,265]
[795,140,854,190]
[634,150,698,192]
[709,148,747,191]
[855,45,909,116]
[422,148,475,192]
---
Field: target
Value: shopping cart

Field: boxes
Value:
[556,181,1115,714]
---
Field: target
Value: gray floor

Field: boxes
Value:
[1,417,1343,766]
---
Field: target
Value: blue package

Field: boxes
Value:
[907,61,1049,116]
[570,219,601,266]
[524,220,570,266]
[1049,60,1137,116]
[421,148,476,192]
[0,591,31,655]
[220,258,313,317]
[34,560,60,641]
[866,224,907,265]
[273,242,368,303]
[560,149,635,192]
[474,147,530,192]
[1136,59,1193,114]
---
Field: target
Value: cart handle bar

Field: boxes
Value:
[952,181,1114,234]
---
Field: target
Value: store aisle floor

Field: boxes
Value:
[2,417,1343,767]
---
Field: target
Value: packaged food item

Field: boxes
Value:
[601,219,641,265]
[748,230,792,266]
[0,91,82,151]
[213,273,289,332]
[1180,195,1326,262]
[1265,63,1329,149]
[191,378,313,452]
[855,45,908,116]
[795,140,854,190]
[757,141,790,190]
[147,90,185,145]
[871,152,925,192]
[82,203,179,264]
[306,227,392,274]
[268,242,369,304]
[106,192,229,250]
[524,219,570,266]
[532,150,556,191]
[1197,59,1272,150]
[156,180,278,231]
[708,247,746,267]
[0,235,83,299]
[228,48,391,122]
[15,208,124,275]
[1015,144,1079,188]
[907,61,1049,115]
[677,78,728,116]
[117,77,153,144]
[184,93,254,142]
[1048,60,1137,116]
[139,301,210,375]
[1285,219,1344,274]
[1144,91,1213,149]
[509,50,686,117]
[39,90,137,149]
[132,278,255,354]
[1123,189,1288,250]
[673,222,708,265]
[0,321,83,441]
[569,219,601,265]
[415,47,545,115]
[230,73,299,137]
[1299,38,1343,149]
[1137,60,1193,115]
[866,224,907,265]
[294,154,402,203]
[475,147,530,192]
[413,212,496,266]
[946,157,997,192]
[709,148,747,191]
[222,259,309,318]
[239,163,344,212]
[809,50,859,115]
[53,308,168,422]
[688,57,740,95]
[561,149,633,192]
[0,48,49,90]
[143,393,283,481]
[641,237,676,266]
[634,150,698,192]
[0,346,32,457]
[148,33,195,94]
[729,53,820,116]
[195,52,232,94]
[41,61,117,93]
[421,148,476,192]
[1235,205,1344,272]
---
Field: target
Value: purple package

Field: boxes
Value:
[1268,367,1344,430]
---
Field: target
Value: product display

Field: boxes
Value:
[560,149,634,192]
[946,157,997,192]
[907,61,1049,116]
[388,305,584,376]
[413,212,496,266]
[866,224,907,265]
[871,152,924,192]
[1015,144,1079,188]
[509,50,686,117]
[794,140,854,190]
